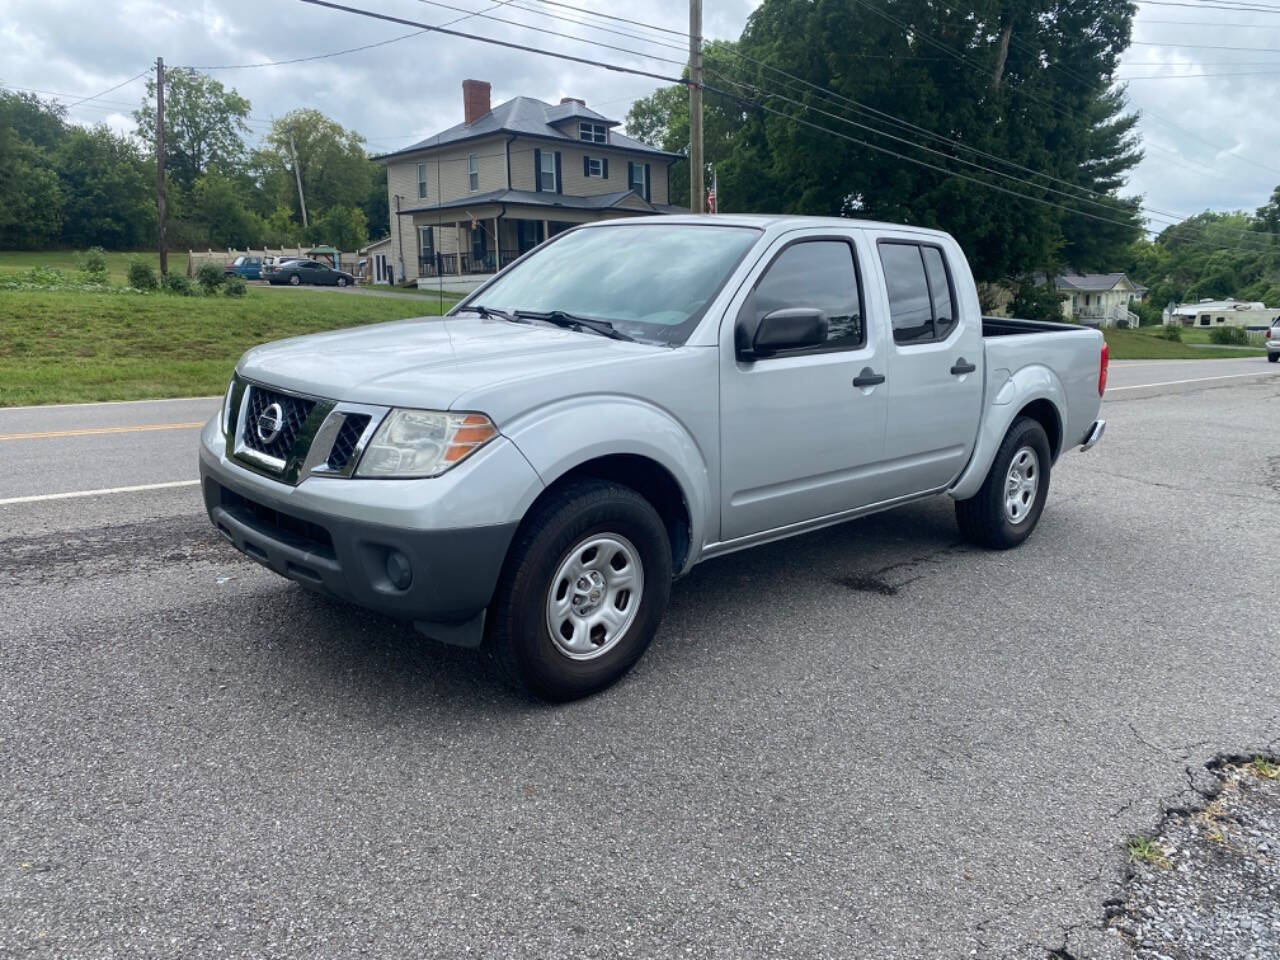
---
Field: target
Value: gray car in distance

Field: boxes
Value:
[199,215,1107,700]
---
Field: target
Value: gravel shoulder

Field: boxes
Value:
[1109,760,1280,960]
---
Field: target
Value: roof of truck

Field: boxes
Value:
[583,213,955,236]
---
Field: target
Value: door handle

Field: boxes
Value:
[852,368,886,388]
[950,358,977,376]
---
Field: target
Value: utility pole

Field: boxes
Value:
[290,131,308,228]
[688,0,704,214]
[155,56,168,276]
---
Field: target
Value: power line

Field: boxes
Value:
[531,0,686,38]
[1140,0,1280,12]
[182,0,513,71]
[295,0,691,86]
[410,0,686,65]
[65,69,150,108]
[1129,38,1280,51]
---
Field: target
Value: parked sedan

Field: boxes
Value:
[224,255,262,280]
[268,259,354,287]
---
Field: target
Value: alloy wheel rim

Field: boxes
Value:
[545,534,643,660]
[1004,446,1039,525]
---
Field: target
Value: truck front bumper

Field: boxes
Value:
[199,421,533,647]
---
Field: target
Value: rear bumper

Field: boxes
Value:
[1080,419,1106,452]
[199,444,521,647]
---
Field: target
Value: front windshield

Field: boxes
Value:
[461,223,761,344]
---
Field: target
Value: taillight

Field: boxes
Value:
[1098,341,1109,396]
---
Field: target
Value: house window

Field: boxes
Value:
[585,157,603,178]
[539,151,557,192]
[1199,315,1210,326]
[419,227,434,257]
[468,153,478,192]
[579,121,606,143]
[1217,316,1225,323]
[416,162,427,200]
[629,162,647,196]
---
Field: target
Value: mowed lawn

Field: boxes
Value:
[0,250,165,286]
[0,287,446,406]
[1101,326,1267,360]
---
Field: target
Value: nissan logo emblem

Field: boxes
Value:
[256,402,285,445]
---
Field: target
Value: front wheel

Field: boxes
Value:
[487,479,672,701]
[955,416,1052,549]
[288,274,301,286]
[336,276,348,287]
[1269,352,1278,363]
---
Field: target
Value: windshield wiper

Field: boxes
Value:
[515,309,635,342]
[466,303,526,324]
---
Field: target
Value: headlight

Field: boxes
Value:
[220,378,236,436]
[355,409,497,478]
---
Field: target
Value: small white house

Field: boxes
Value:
[1053,273,1141,327]
[1164,298,1279,330]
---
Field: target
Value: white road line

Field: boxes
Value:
[0,395,220,412]
[1109,371,1280,392]
[0,479,200,506]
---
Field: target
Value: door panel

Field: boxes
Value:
[875,237,984,492]
[719,233,889,543]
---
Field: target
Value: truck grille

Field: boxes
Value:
[327,414,371,472]
[241,385,317,462]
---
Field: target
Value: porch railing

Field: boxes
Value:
[418,250,525,277]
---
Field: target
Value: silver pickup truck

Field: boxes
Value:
[199,215,1107,700]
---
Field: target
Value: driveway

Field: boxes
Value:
[2,365,1277,958]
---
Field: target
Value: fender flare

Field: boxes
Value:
[948,364,1066,501]
[500,395,712,573]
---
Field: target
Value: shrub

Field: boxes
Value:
[1209,325,1250,345]
[195,262,225,294]
[223,275,247,298]
[127,258,158,291]
[1115,318,1131,329]
[163,272,195,296]
[1132,301,1163,327]
[76,247,109,282]
[1160,323,1183,342]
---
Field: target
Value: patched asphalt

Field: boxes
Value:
[2,374,1278,958]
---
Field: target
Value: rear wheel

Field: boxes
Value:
[955,416,1052,549]
[1269,352,1278,363]
[487,479,672,701]
[288,274,301,286]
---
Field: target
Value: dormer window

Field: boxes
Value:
[579,121,607,144]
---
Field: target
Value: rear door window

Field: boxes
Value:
[879,241,957,344]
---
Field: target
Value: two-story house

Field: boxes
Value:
[374,79,684,285]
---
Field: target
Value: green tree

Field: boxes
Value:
[0,89,68,151]
[309,205,368,251]
[134,68,251,190]
[629,0,1143,282]
[190,170,263,247]
[264,110,374,221]
[0,128,63,248]
[56,126,154,248]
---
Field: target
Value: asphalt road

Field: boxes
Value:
[2,358,1278,959]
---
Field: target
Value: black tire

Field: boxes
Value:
[487,479,672,701]
[288,274,301,286]
[337,276,348,287]
[1269,352,1278,363]
[955,416,1052,550]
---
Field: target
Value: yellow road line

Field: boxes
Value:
[0,421,205,442]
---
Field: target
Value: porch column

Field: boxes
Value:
[456,223,463,275]
[494,216,501,270]
[543,218,550,243]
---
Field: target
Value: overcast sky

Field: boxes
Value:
[3,0,1279,233]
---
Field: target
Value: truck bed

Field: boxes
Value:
[982,316,1084,337]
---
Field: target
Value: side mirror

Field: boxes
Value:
[738,307,828,359]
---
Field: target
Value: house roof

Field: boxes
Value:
[1170,298,1268,315]
[396,188,687,216]
[1054,272,1134,293]
[373,96,681,162]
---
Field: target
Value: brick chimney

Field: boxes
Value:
[560,97,585,107]
[463,79,491,124]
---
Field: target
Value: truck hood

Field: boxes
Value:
[237,313,663,413]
